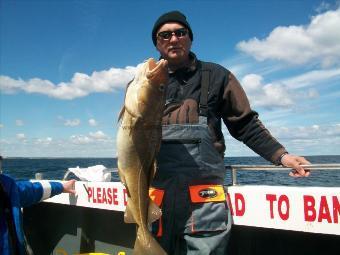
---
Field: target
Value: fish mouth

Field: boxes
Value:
[146,58,168,85]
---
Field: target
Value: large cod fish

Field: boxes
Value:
[117,58,168,255]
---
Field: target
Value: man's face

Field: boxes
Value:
[156,22,192,66]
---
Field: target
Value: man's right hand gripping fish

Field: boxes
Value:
[117,58,168,255]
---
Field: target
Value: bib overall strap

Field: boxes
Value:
[199,68,210,117]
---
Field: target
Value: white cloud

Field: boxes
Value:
[64,119,81,127]
[270,123,340,140]
[88,118,98,126]
[15,119,24,126]
[89,130,108,140]
[0,76,26,94]
[16,133,26,140]
[70,131,110,145]
[316,1,332,13]
[0,66,136,100]
[1,136,115,158]
[237,7,340,66]
[0,124,4,128]
[70,135,91,145]
[222,122,340,156]
[35,137,53,145]
[241,73,317,109]
[280,68,340,89]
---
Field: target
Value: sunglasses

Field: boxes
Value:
[157,28,188,40]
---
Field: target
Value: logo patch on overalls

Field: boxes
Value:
[189,185,225,203]
[199,188,218,198]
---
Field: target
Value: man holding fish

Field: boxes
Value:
[117,10,310,255]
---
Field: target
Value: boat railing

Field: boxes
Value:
[58,163,340,185]
[225,163,340,185]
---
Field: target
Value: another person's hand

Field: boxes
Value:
[281,154,311,177]
[62,179,76,194]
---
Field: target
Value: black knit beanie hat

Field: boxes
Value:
[152,10,193,46]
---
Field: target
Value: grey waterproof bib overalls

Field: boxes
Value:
[152,69,232,255]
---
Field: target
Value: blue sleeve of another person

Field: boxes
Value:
[1,175,64,255]
[16,180,64,207]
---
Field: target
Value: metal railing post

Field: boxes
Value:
[232,167,237,186]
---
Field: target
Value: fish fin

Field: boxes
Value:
[133,227,167,255]
[118,106,125,121]
[125,197,161,225]
[148,161,157,185]
[148,199,162,224]
[117,166,130,198]
[124,201,136,223]
[117,166,126,186]
[118,79,135,122]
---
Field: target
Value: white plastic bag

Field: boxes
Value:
[67,165,111,182]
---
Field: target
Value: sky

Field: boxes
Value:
[0,0,339,158]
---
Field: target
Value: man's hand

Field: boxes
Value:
[62,179,76,194]
[281,154,311,177]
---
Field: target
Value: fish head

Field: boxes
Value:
[125,58,168,122]
[140,58,168,115]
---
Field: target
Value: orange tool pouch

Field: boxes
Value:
[149,187,164,237]
[189,184,226,203]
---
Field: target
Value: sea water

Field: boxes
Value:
[1,155,340,187]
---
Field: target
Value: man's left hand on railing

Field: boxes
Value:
[281,154,311,177]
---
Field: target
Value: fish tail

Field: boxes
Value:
[133,227,167,255]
